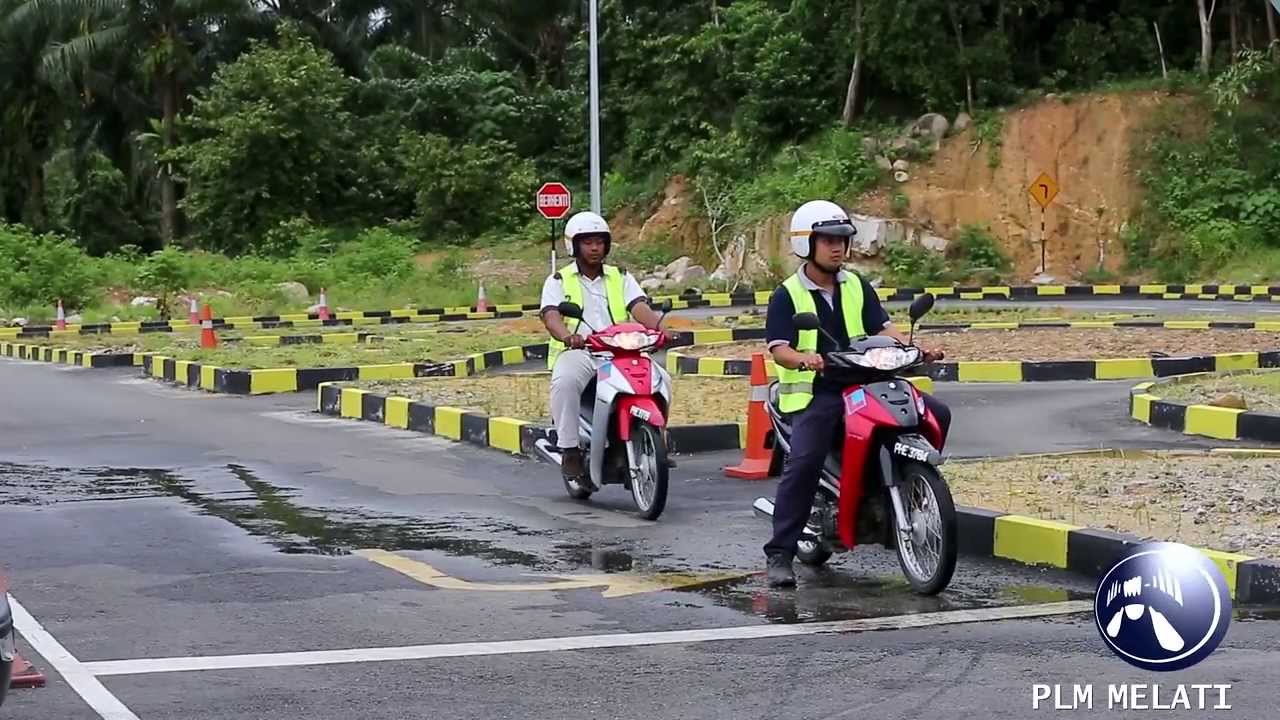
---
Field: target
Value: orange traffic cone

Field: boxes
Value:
[724,351,776,480]
[55,299,66,330]
[476,282,490,313]
[317,288,330,322]
[188,297,199,325]
[199,303,218,349]
[9,653,47,688]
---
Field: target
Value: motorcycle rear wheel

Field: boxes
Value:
[629,424,669,521]
[894,461,958,596]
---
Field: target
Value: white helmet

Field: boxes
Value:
[788,200,857,258]
[563,211,612,256]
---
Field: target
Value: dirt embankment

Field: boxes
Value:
[612,91,1187,283]
[897,92,1181,280]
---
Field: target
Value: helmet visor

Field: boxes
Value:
[810,219,856,238]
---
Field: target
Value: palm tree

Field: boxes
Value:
[11,0,254,245]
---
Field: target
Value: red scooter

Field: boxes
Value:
[752,293,958,595]
[534,301,675,520]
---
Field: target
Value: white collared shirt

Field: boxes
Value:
[541,265,646,337]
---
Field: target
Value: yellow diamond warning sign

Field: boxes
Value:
[1028,173,1060,209]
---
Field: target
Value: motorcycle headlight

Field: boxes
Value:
[602,331,657,350]
[859,346,915,370]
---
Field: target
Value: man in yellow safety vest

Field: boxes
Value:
[762,200,951,588]
[540,211,678,482]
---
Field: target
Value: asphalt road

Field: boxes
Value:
[1,356,1277,719]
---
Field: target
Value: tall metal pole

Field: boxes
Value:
[588,0,602,214]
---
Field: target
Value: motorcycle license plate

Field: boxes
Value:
[892,434,939,464]
[629,406,651,422]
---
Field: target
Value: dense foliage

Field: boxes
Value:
[1,0,1278,283]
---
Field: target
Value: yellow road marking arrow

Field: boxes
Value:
[358,549,750,598]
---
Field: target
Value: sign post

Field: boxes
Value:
[1028,172,1060,274]
[537,182,573,274]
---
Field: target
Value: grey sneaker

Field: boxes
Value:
[766,554,796,588]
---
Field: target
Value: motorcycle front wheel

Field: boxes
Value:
[629,424,669,521]
[894,461,958,595]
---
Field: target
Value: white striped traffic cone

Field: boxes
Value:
[476,282,489,313]
[189,297,199,325]
[317,288,330,321]
[55,299,66,330]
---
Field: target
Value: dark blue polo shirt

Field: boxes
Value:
[765,268,890,395]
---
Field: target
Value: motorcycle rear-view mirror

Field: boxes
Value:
[909,293,935,322]
[557,302,585,320]
[793,312,821,331]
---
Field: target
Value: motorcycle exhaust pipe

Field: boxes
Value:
[752,497,775,520]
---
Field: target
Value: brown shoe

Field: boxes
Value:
[561,447,586,479]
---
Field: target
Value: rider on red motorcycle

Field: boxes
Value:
[540,211,680,483]
[762,200,952,588]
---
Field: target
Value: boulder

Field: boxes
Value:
[894,170,910,183]
[674,265,707,284]
[875,155,893,171]
[952,112,972,133]
[665,256,693,277]
[13,317,28,327]
[920,234,949,253]
[861,137,880,157]
[912,113,951,141]
[892,159,910,171]
[1030,273,1057,285]
[66,313,83,324]
[653,269,669,281]
[1211,393,1248,410]
[276,281,311,303]
[709,265,734,283]
[640,278,664,292]
[130,296,157,307]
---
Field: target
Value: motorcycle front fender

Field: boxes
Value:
[616,396,666,440]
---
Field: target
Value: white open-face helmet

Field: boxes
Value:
[563,211,612,256]
[789,200,856,258]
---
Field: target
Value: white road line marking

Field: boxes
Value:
[9,596,141,720]
[83,600,1091,677]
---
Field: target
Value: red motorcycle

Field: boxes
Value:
[534,301,675,520]
[752,294,958,595]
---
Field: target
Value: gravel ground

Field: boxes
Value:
[1159,370,1280,413]
[355,374,751,426]
[945,452,1280,559]
[700,307,1168,329]
[679,328,1280,362]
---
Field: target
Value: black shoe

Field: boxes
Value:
[561,447,585,479]
[766,554,796,588]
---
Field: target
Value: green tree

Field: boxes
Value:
[171,24,358,253]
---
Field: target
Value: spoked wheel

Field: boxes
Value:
[628,424,669,521]
[894,461,958,595]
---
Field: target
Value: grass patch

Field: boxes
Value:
[1160,371,1280,413]
[357,374,750,426]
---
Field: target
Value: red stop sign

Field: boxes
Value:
[536,182,572,220]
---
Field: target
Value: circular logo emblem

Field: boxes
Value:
[1094,542,1232,672]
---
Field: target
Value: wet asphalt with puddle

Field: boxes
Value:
[2,344,1279,719]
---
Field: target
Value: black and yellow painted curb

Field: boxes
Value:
[315,383,745,457]
[1130,370,1280,443]
[955,506,1279,603]
[138,342,555,395]
[0,305,540,340]
[11,281,1280,340]
[669,329,1280,383]
[0,340,135,368]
